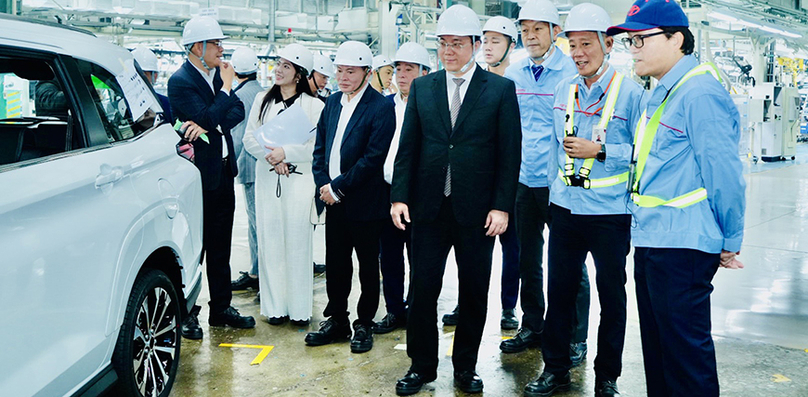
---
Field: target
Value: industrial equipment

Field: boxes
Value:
[748,82,799,162]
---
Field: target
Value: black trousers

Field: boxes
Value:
[634,247,720,397]
[543,205,630,381]
[516,184,589,338]
[407,198,495,374]
[201,160,236,314]
[322,203,383,327]
[379,218,412,317]
[499,223,520,310]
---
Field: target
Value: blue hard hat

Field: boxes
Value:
[606,0,689,36]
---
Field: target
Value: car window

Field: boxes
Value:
[74,59,162,144]
[0,55,82,166]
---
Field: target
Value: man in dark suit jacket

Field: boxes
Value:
[307,41,395,354]
[390,5,521,396]
[168,16,255,340]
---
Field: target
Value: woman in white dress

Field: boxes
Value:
[242,44,325,326]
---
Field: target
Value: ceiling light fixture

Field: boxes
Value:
[708,11,801,38]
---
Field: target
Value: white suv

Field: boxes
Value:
[0,14,203,397]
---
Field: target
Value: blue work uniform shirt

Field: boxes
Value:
[548,66,643,215]
[631,55,746,253]
[505,46,576,188]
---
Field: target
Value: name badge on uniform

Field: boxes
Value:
[592,126,606,144]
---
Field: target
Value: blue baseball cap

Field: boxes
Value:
[606,0,689,36]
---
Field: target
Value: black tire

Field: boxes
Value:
[112,269,181,397]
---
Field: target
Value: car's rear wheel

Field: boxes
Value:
[113,269,181,397]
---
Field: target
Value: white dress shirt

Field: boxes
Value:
[445,63,477,114]
[328,82,371,201]
[384,92,407,184]
[191,62,229,158]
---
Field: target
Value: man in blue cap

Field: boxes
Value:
[606,0,746,396]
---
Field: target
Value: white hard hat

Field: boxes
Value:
[278,43,314,74]
[230,47,259,74]
[483,16,519,41]
[559,3,611,38]
[131,46,158,72]
[333,41,373,68]
[436,5,482,38]
[394,42,431,70]
[312,54,335,78]
[372,55,394,71]
[181,16,227,46]
[517,0,561,26]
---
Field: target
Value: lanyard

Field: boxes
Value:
[574,73,616,117]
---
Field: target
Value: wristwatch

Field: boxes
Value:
[596,144,606,162]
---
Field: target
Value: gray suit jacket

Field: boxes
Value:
[231,79,264,184]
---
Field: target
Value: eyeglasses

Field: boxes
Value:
[437,41,470,51]
[621,31,667,49]
[206,40,223,48]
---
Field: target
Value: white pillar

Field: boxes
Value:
[378,0,402,58]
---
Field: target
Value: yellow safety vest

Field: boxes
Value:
[628,63,722,208]
[559,72,627,189]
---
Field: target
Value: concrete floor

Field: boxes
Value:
[169,146,808,397]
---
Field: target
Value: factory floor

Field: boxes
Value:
[168,146,808,397]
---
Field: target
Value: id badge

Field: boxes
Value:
[592,125,606,144]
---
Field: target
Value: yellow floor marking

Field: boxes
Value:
[772,374,791,383]
[219,343,274,365]
[446,334,455,357]
[804,348,808,353]
[501,336,513,340]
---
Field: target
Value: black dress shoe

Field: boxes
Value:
[570,341,588,367]
[374,312,406,334]
[524,371,571,397]
[500,327,541,353]
[313,262,326,275]
[209,306,256,329]
[395,371,437,396]
[305,318,351,346]
[595,380,620,397]
[454,370,484,394]
[231,271,259,291]
[500,308,519,330]
[181,305,203,340]
[350,323,373,353]
[267,315,289,325]
[442,305,459,326]
[290,318,310,327]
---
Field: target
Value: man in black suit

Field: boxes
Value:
[307,41,395,353]
[390,5,521,395]
[168,16,255,339]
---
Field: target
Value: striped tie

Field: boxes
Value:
[531,64,544,81]
[446,78,465,197]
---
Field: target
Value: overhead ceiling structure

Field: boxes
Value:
[13,0,808,58]
[695,0,808,45]
[19,0,387,52]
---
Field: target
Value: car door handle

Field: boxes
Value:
[95,165,124,188]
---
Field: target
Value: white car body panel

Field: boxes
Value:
[0,16,204,397]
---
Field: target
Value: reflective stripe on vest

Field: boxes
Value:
[561,72,627,189]
[629,63,721,208]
